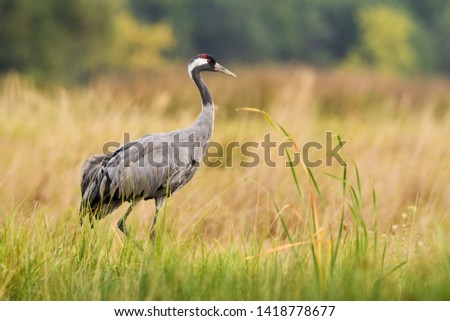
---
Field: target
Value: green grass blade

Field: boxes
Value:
[307,167,325,207]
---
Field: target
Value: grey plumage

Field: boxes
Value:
[79,54,235,237]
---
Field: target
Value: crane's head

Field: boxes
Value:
[188,53,236,79]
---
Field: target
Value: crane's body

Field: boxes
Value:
[79,54,235,237]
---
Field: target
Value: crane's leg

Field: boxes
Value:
[79,202,94,228]
[79,203,87,227]
[118,203,133,236]
[150,196,166,240]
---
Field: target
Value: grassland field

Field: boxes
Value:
[0,65,449,300]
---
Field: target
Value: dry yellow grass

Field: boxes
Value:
[0,66,449,242]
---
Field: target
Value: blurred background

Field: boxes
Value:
[1,0,450,82]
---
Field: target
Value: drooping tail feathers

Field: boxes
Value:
[79,154,117,224]
[80,155,105,196]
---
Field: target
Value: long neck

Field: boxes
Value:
[192,69,213,106]
[191,70,214,140]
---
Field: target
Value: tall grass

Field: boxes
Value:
[0,66,449,300]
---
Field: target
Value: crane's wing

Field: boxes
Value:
[105,134,201,200]
[79,138,158,215]
[80,132,201,218]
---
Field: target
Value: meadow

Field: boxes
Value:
[0,65,449,300]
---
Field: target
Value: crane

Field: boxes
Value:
[79,53,235,238]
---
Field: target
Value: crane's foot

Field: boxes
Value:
[117,219,143,251]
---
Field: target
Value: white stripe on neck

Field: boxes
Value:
[188,58,208,80]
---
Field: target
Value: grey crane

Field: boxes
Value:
[79,53,235,238]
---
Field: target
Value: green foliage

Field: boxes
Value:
[97,11,175,73]
[130,0,363,65]
[0,0,123,81]
[2,0,450,81]
[345,5,417,73]
[0,0,175,82]
[129,0,450,75]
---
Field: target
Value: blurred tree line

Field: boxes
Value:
[1,0,450,82]
[0,0,175,82]
[131,0,450,74]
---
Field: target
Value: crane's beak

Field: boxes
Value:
[214,63,236,77]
